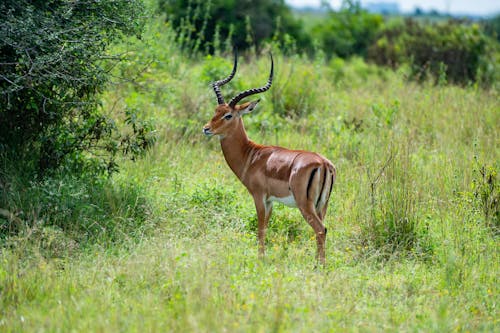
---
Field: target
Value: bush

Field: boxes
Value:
[157,0,307,54]
[0,0,154,176]
[0,168,153,249]
[366,18,407,68]
[311,0,383,59]
[368,19,499,85]
[271,61,319,118]
[482,14,500,42]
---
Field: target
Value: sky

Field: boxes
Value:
[285,0,500,16]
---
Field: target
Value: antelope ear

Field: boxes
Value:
[236,99,260,115]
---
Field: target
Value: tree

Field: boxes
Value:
[311,0,383,58]
[157,0,307,53]
[482,14,500,42]
[0,0,153,175]
[368,19,499,85]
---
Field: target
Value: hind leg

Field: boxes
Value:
[316,170,335,243]
[290,168,327,264]
[298,203,327,265]
[298,193,326,265]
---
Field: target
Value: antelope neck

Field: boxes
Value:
[219,119,256,182]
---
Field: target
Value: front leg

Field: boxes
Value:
[253,195,273,258]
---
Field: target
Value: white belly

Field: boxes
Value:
[268,194,297,207]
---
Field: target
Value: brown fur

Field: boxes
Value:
[204,102,336,264]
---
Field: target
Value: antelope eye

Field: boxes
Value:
[223,114,233,120]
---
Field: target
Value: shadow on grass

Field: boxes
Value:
[0,165,154,258]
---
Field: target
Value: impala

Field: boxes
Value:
[203,52,336,264]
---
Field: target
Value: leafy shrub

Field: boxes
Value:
[0,0,155,176]
[157,0,306,54]
[481,14,500,42]
[371,99,399,128]
[311,0,383,59]
[200,54,243,100]
[328,56,387,87]
[0,169,153,248]
[190,184,238,215]
[271,61,319,118]
[368,19,499,85]
[366,18,407,68]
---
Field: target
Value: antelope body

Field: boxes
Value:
[203,52,336,264]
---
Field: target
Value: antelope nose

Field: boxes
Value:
[203,126,212,136]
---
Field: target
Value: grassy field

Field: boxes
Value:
[0,20,498,332]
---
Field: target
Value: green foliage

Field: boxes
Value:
[482,14,500,42]
[368,18,500,86]
[471,159,500,233]
[371,99,399,127]
[122,108,158,162]
[157,0,307,54]
[0,166,153,248]
[363,147,432,258]
[0,0,155,176]
[311,0,383,58]
[366,18,407,68]
[271,60,320,118]
[200,54,243,100]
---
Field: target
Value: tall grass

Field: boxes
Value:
[363,146,432,258]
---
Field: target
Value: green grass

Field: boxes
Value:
[0,18,499,332]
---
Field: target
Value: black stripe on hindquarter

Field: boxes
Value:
[315,167,327,208]
[328,173,334,196]
[327,167,336,200]
[306,168,318,200]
